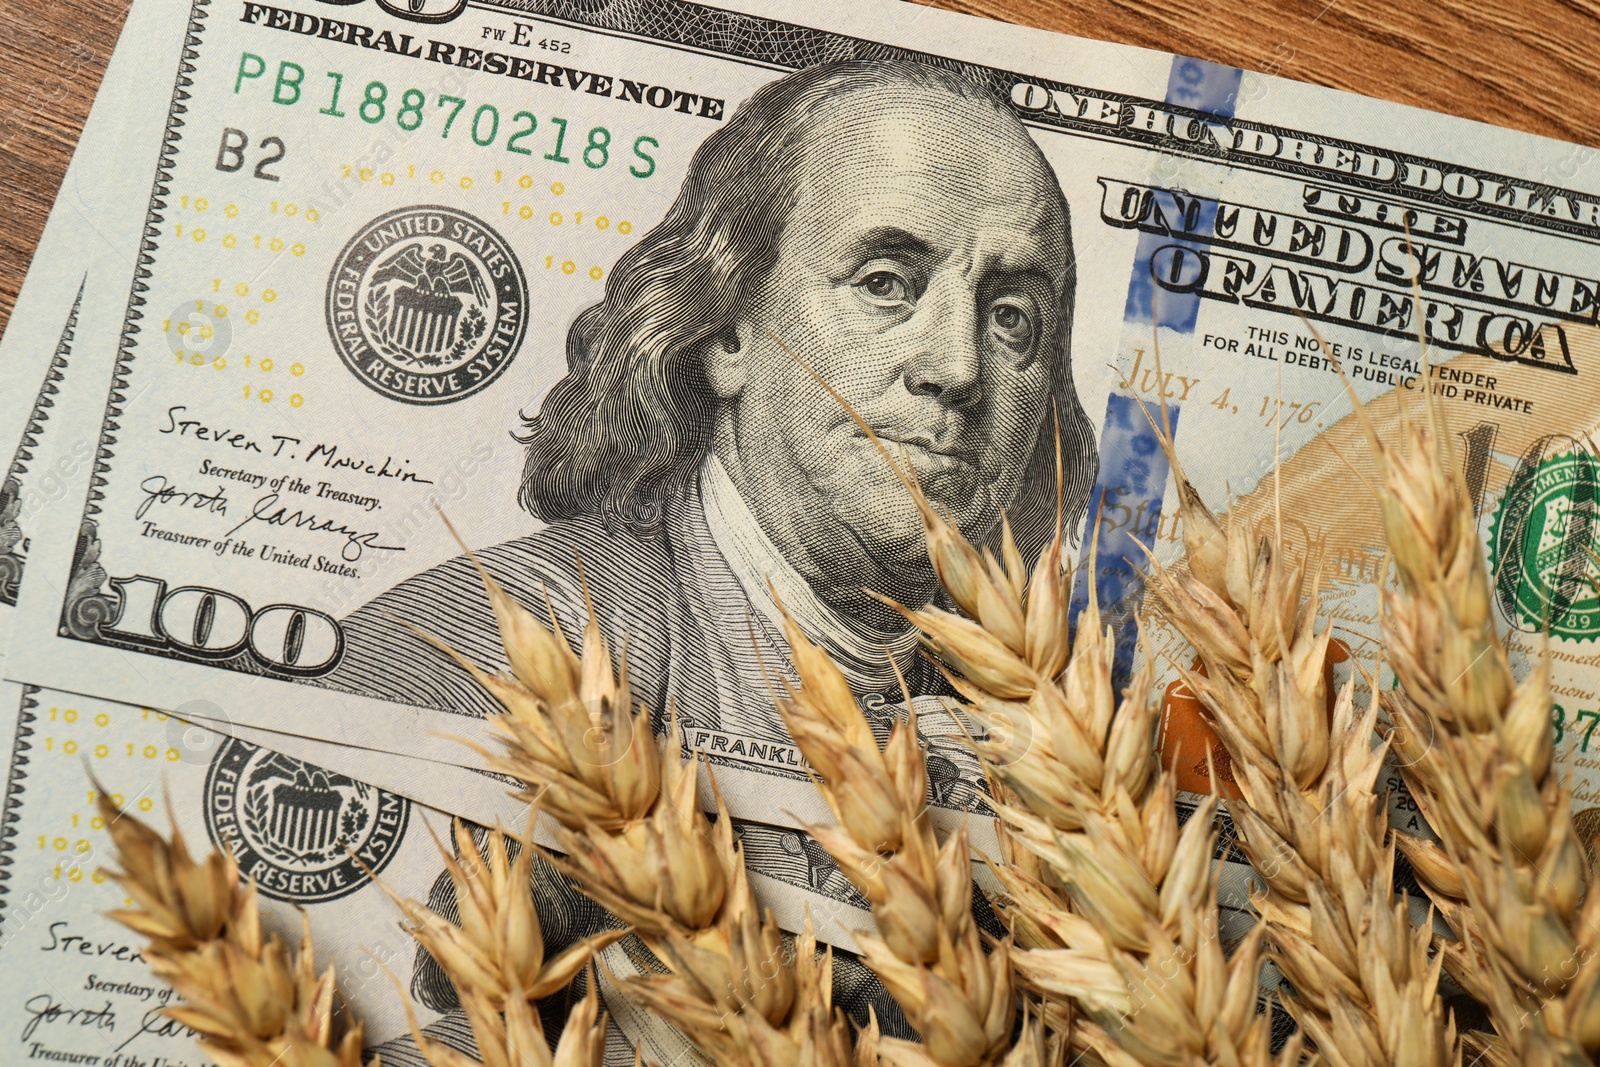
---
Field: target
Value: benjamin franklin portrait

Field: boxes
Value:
[333,57,1095,728]
[345,57,1098,1061]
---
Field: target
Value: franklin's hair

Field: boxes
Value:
[517,59,1098,558]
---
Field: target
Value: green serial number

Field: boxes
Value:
[235,52,659,177]
[1552,702,1600,752]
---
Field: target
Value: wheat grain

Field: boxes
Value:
[97,788,369,1067]
[776,602,1027,1067]
[371,819,613,1067]
[1143,413,1455,1067]
[858,452,1301,1067]
[423,542,852,1067]
[1348,325,1600,1065]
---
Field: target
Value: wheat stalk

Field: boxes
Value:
[853,448,1301,1067]
[422,545,853,1067]
[1142,406,1455,1067]
[1345,343,1600,1065]
[373,819,616,1067]
[97,789,369,1067]
[774,601,1045,1067]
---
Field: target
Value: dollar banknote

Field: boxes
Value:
[189,697,1012,956]
[0,676,1065,1063]
[0,679,492,1064]
[8,0,1600,921]
[0,0,226,666]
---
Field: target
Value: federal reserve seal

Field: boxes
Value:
[1489,444,1600,641]
[204,738,409,903]
[326,205,527,404]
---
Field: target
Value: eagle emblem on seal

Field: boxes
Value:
[326,205,528,405]
[205,739,410,903]
[368,242,492,363]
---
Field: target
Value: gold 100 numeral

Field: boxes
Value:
[40,837,91,852]
[41,738,178,759]
[86,790,156,810]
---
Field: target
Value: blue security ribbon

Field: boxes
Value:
[1073,57,1244,683]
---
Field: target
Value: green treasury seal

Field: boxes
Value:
[326,205,527,405]
[1489,446,1600,641]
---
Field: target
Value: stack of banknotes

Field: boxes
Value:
[1,0,1597,1061]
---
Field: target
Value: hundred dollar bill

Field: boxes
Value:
[0,679,467,1064]
[8,667,989,958]
[10,0,1600,859]
[0,0,1043,967]
[2,0,1157,832]
[0,0,230,666]
[187,698,997,956]
[0,679,1020,1065]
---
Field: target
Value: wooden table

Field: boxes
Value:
[2,0,1597,339]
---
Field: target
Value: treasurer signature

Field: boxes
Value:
[135,475,230,520]
[223,492,403,562]
[20,994,115,1042]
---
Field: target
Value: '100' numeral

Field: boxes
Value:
[101,575,344,675]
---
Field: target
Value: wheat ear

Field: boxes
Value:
[775,600,1049,1067]
[866,466,1300,1067]
[371,818,615,1067]
[1141,408,1455,1066]
[97,789,368,1067]
[424,547,852,1067]
[1363,379,1598,1065]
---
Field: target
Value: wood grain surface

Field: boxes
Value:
[1,0,1597,343]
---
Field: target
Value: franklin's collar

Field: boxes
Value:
[698,453,919,693]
